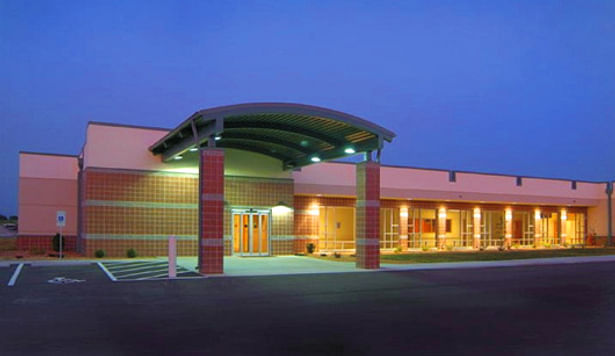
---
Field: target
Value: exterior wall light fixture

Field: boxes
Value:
[272,201,292,214]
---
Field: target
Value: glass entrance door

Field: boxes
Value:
[232,209,270,256]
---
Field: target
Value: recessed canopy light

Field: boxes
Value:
[310,156,321,162]
[344,147,356,154]
[214,136,222,141]
[189,147,198,152]
[174,155,183,160]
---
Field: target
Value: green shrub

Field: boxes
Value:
[51,233,64,252]
[421,246,430,252]
[126,248,137,258]
[394,246,402,253]
[306,243,315,254]
[94,250,105,258]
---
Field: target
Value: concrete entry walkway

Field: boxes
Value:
[177,256,361,277]
[174,254,615,277]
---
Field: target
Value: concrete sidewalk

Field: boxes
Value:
[180,254,615,277]
[3,254,615,276]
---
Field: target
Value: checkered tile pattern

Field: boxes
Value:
[80,168,200,257]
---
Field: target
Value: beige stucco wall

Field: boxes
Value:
[18,153,79,236]
[294,162,605,206]
[587,191,614,236]
[83,123,291,179]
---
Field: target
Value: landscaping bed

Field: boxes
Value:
[307,248,615,264]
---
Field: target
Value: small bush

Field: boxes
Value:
[126,248,137,258]
[94,250,105,258]
[445,244,454,251]
[394,246,402,253]
[51,233,64,252]
[421,246,430,252]
[306,243,315,254]
[334,252,341,258]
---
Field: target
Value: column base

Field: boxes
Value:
[356,242,380,269]
[198,246,224,274]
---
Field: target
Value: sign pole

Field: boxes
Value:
[59,225,63,259]
[56,211,66,259]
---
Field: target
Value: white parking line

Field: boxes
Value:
[8,264,24,287]
[106,264,167,274]
[105,262,164,270]
[97,262,117,282]
[114,267,170,278]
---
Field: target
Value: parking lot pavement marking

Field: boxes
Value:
[105,261,164,269]
[114,267,171,278]
[7,263,24,287]
[99,261,202,281]
[97,262,117,282]
[106,262,167,274]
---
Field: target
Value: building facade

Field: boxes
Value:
[17,103,614,273]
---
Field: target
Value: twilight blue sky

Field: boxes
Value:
[1,0,614,215]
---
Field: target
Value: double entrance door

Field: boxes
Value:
[232,209,270,256]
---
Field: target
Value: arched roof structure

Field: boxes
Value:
[150,103,395,169]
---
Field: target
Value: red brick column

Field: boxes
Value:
[198,148,224,274]
[356,160,380,269]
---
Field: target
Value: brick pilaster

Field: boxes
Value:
[534,210,542,248]
[198,148,224,274]
[473,208,481,249]
[437,208,447,249]
[356,161,380,269]
[504,208,512,248]
[399,207,409,251]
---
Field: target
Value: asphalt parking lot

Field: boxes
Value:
[2,261,615,355]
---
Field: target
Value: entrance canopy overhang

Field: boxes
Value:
[149,103,396,169]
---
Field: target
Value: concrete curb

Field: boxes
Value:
[2,255,615,276]
[380,255,615,272]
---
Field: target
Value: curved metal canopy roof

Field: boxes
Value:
[150,103,396,169]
